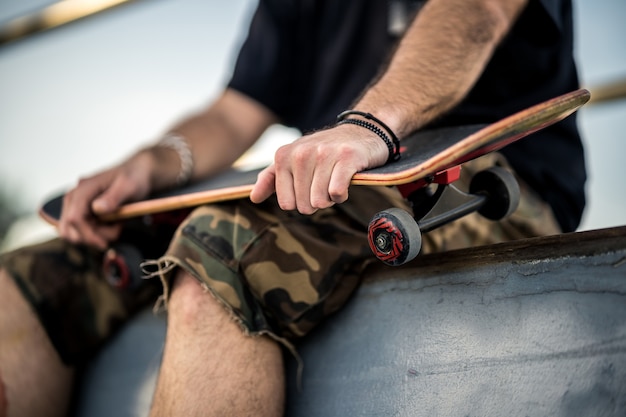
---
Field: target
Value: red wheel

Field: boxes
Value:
[102,244,143,289]
[368,208,421,266]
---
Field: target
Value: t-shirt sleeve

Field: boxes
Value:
[226,2,300,123]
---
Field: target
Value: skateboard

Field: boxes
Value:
[40,89,589,280]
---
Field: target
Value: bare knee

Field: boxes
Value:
[168,270,223,329]
[151,269,285,417]
[171,270,206,303]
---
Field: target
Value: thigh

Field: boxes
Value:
[0,238,162,365]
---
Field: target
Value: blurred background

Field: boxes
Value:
[0,0,625,252]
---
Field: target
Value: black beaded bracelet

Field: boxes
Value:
[336,110,401,163]
[337,119,397,164]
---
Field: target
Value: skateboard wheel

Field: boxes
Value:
[103,244,144,289]
[469,167,520,220]
[368,208,421,266]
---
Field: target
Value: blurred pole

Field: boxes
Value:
[587,75,626,105]
[0,0,141,46]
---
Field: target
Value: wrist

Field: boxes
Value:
[134,133,194,191]
[336,110,401,164]
[156,133,194,186]
[332,121,390,167]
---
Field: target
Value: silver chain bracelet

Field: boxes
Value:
[157,133,194,186]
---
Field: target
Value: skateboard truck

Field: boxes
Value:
[368,166,520,266]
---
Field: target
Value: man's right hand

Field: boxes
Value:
[58,151,155,250]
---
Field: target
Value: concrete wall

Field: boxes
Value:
[74,227,626,416]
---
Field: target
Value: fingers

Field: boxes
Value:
[327,163,353,204]
[297,152,351,212]
[58,166,148,250]
[58,174,112,250]
[91,173,141,215]
[60,218,122,251]
[253,124,392,215]
[251,149,339,213]
[259,138,360,215]
[250,165,277,204]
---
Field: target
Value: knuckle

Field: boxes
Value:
[298,205,317,215]
[277,197,295,212]
[335,142,356,159]
[274,145,293,165]
[310,196,329,210]
[314,143,333,160]
[292,147,312,165]
[328,188,348,204]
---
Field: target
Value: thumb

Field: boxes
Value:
[250,165,276,203]
[91,175,139,215]
[92,194,121,215]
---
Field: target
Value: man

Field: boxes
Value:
[0,0,585,416]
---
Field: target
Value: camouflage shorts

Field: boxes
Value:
[143,185,411,345]
[0,238,163,365]
[0,153,561,365]
[149,153,559,346]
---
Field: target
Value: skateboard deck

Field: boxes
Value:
[40,88,590,226]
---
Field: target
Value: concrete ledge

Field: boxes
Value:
[74,227,626,416]
[285,227,626,416]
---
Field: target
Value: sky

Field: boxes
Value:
[0,0,625,249]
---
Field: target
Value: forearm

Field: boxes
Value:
[138,89,277,191]
[58,89,275,247]
[356,0,528,137]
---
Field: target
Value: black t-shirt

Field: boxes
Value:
[228,0,586,232]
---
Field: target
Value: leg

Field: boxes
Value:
[149,271,285,417]
[0,269,74,417]
[0,237,163,417]
[147,192,404,416]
